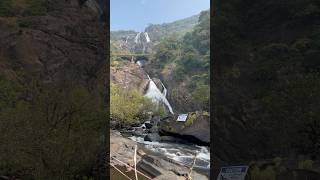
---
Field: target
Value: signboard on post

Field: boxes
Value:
[217,166,248,180]
[176,114,188,122]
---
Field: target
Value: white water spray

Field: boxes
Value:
[161,81,167,97]
[144,32,151,43]
[134,32,141,44]
[144,75,174,114]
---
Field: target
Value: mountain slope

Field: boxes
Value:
[145,12,201,42]
[110,11,202,54]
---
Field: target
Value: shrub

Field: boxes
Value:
[110,83,162,124]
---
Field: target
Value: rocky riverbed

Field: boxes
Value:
[110,130,209,180]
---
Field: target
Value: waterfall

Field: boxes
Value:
[144,75,174,114]
[125,36,129,43]
[134,32,141,44]
[161,81,167,97]
[144,32,151,43]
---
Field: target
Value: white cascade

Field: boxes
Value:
[134,32,141,44]
[144,75,174,114]
[160,81,167,97]
[144,32,151,43]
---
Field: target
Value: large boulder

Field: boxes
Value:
[144,133,161,142]
[159,111,210,145]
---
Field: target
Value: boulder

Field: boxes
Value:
[139,155,208,180]
[159,111,210,145]
[145,122,153,129]
[148,126,159,133]
[144,133,161,142]
[151,116,161,125]
[131,127,145,137]
[160,136,189,144]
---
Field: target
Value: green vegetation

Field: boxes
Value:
[110,83,165,124]
[185,113,196,127]
[145,13,201,42]
[149,10,210,112]
[213,0,320,162]
[0,74,105,179]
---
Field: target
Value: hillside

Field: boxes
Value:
[145,12,201,42]
[0,0,107,179]
[212,0,320,177]
[110,11,202,55]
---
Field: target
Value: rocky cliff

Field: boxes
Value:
[111,61,149,93]
[0,0,106,87]
[0,0,107,179]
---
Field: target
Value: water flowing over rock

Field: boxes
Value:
[144,32,151,43]
[134,32,142,44]
[159,111,210,145]
[144,75,174,114]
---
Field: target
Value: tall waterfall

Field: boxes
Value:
[134,32,141,44]
[134,32,151,44]
[144,32,151,43]
[161,81,167,97]
[144,75,174,114]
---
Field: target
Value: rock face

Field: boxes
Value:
[111,62,149,93]
[110,130,209,180]
[159,111,210,145]
[144,133,161,142]
[0,0,106,87]
[139,155,208,180]
[110,130,142,167]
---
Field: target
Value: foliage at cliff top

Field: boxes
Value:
[145,12,201,42]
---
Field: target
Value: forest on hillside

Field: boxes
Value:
[145,10,210,113]
[213,0,320,165]
[110,10,210,122]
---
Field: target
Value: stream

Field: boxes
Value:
[129,135,210,176]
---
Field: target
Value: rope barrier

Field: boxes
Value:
[110,155,152,179]
[110,143,209,180]
[110,163,133,180]
[134,145,138,180]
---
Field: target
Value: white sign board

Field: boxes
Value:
[217,166,248,180]
[176,114,188,122]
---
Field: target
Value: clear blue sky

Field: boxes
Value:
[111,0,210,32]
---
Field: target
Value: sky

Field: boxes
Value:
[111,0,210,32]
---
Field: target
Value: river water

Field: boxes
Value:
[129,136,210,176]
